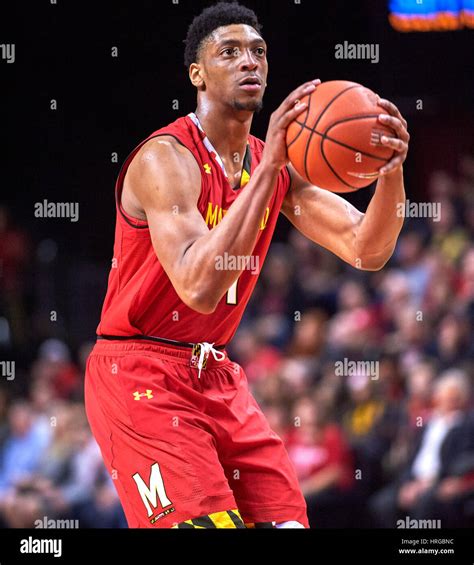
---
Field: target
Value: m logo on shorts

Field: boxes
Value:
[132,462,174,519]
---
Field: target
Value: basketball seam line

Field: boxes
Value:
[287,88,313,149]
[295,119,390,162]
[303,84,360,181]
[320,136,358,190]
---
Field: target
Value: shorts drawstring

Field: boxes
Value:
[193,342,226,379]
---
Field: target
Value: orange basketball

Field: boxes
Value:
[286,80,395,192]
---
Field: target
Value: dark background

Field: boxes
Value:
[3,0,474,260]
[1,0,474,538]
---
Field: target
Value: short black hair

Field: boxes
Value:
[183,1,263,69]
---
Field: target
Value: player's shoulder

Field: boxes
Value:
[134,134,196,175]
[135,114,195,162]
[140,134,187,157]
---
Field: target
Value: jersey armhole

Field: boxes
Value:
[116,133,204,230]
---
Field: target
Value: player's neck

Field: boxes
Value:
[194,103,252,167]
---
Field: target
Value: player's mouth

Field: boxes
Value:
[238,76,262,92]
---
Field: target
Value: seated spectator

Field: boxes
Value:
[430,199,469,265]
[369,369,473,527]
[426,312,471,371]
[287,396,355,528]
[0,400,51,498]
[0,402,123,528]
[343,372,395,494]
[395,231,431,307]
[229,327,283,384]
[343,373,385,443]
[74,470,128,529]
[384,360,436,480]
[405,360,436,429]
[31,339,81,400]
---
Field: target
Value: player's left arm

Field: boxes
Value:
[281,97,409,272]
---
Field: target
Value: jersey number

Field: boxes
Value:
[226,279,238,306]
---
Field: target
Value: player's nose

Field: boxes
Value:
[239,49,259,71]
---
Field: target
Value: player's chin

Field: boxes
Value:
[232,95,264,113]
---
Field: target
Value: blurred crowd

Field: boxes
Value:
[0,340,125,528]
[0,157,473,528]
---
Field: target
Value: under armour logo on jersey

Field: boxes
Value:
[204,163,212,175]
[133,390,153,400]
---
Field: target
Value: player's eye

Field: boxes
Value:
[222,47,239,56]
[255,47,266,56]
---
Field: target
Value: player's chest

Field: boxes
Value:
[200,178,279,235]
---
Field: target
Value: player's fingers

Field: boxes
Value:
[277,98,311,129]
[277,80,322,128]
[281,79,320,111]
[378,114,410,141]
[379,154,406,175]
[377,97,408,129]
[380,135,408,153]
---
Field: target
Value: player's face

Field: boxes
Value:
[199,24,268,113]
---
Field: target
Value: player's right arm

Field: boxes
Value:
[125,80,320,314]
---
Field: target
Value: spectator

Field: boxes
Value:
[287,397,355,528]
[369,369,473,527]
[0,401,51,498]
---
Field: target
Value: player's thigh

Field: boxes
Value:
[217,368,308,527]
[85,351,239,528]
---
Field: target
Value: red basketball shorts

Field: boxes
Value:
[84,339,308,528]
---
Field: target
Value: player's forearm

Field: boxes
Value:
[180,161,280,313]
[354,167,406,271]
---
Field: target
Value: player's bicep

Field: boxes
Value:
[129,139,208,280]
[282,163,364,264]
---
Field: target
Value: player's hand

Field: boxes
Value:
[377,97,410,176]
[261,79,321,172]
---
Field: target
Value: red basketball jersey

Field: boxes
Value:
[97,113,291,346]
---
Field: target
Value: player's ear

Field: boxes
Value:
[189,63,205,89]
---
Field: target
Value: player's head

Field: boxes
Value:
[184,1,267,113]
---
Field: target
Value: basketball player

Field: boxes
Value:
[85,1,409,529]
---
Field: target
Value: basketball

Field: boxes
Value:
[286,80,396,192]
